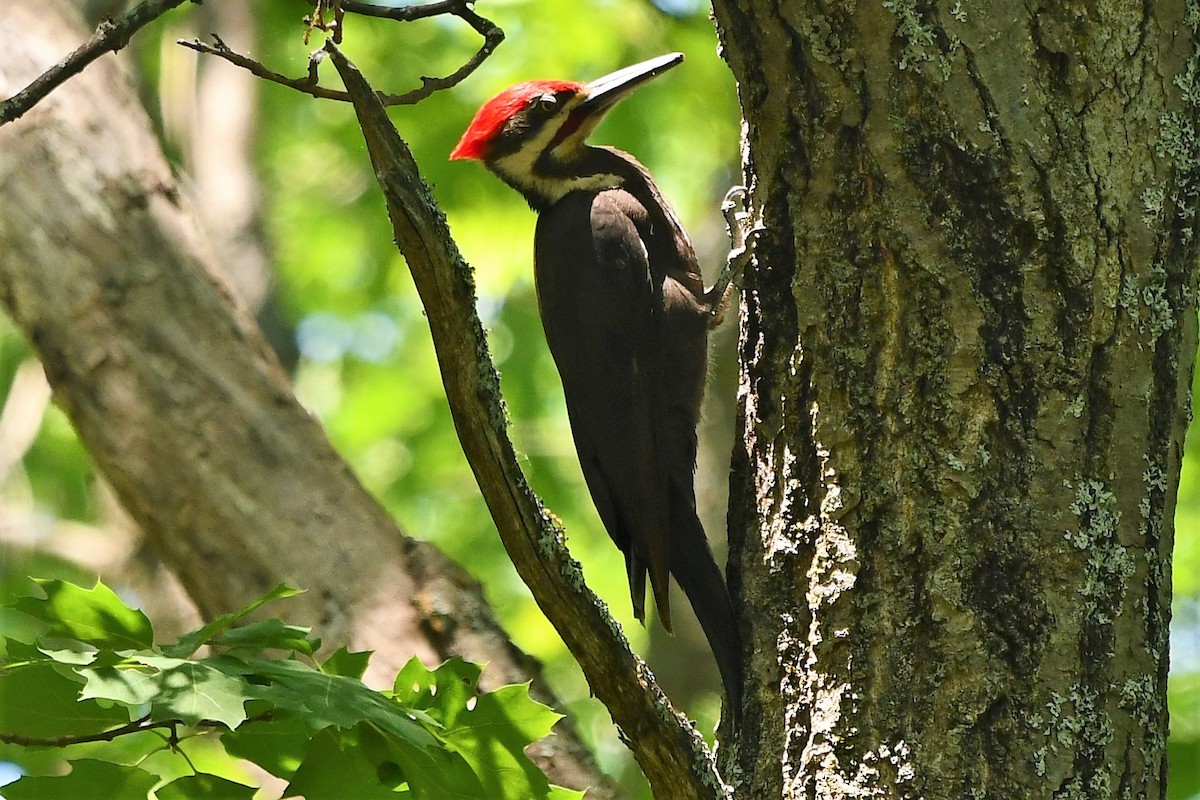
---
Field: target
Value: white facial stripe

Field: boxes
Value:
[488,95,623,204]
[492,155,621,204]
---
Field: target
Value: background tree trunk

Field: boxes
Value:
[712,2,1195,797]
[0,3,613,795]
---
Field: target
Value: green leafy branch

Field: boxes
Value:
[0,579,581,799]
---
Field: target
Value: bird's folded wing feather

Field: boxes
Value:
[533,189,673,622]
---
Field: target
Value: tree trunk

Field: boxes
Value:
[0,3,613,795]
[712,2,1194,797]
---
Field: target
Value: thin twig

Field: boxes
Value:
[397,5,503,105]
[304,0,346,44]
[179,36,352,103]
[301,0,473,23]
[0,0,195,126]
[0,714,167,747]
[183,2,502,107]
[0,710,273,748]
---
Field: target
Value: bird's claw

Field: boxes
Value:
[723,185,763,275]
[721,185,750,240]
[706,185,763,320]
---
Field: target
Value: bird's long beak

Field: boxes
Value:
[577,52,684,117]
[546,53,684,155]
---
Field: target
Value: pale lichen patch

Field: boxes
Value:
[1065,479,1135,624]
[1141,184,1165,226]
[882,0,938,73]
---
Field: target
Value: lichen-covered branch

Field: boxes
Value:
[325,42,730,800]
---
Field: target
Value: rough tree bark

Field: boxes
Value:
[0,3,614,795]
[712,2,1195,798]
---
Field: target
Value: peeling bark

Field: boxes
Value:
[712,1,1195,797]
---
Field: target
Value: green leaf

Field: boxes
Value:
[78,665,159,707]
[0,607,44,646]
[1170,738,1200,800]
[163,584,303,658]
[126,652,191,671]
[1,758,157,800]
[446,684,562,800]
[392,657,482,722]
[322,645,373,679]
[0,661,127,737]
[151,661,249,728]
[74,653,251,728]
[215,619,316,655]
[154,773,257,800]
[222,715,313,780]
[8,580,153,651]
[392,658,564,800]
[36,643,98,666]
[1,637,44,662]
[220,656,436,747]
[547,787,587,800]
[361,723,486,800]
[284,728,408,800]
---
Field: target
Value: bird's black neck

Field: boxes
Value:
[489,146,645,212]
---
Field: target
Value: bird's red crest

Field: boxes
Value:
[450,80,581,161]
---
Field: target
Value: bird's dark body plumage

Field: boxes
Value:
[533,147,741,712]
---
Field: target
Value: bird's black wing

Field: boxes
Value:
[533,188,674,628]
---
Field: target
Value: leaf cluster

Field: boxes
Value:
[0,579,578,799]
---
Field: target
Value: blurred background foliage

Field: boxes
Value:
[0,1,1197,798]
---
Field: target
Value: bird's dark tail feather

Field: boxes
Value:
[668,489,744,726]
[626,552,648,625]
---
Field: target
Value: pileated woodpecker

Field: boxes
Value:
[451,53,742,715]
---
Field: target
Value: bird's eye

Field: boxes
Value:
[534,94,558,113]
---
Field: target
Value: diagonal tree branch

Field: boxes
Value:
[325,42,730,800]
[0,0,195,125]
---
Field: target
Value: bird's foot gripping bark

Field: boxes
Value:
[705,185,763,327]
